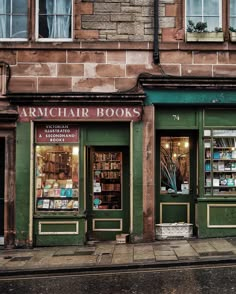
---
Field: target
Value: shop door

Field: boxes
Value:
[0,138,5,245]
[156,132,197,230]
[86,146,130,241]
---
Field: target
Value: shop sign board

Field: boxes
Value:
[36,124,78,143]
[18,106,142,122]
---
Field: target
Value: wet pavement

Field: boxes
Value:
[1,237,236,275]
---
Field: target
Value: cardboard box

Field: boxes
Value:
[116,234,129,244]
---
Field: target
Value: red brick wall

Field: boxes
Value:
[0,0,235,93]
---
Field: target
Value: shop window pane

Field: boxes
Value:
[92,152,122,210]
[160,137,190,194]
[35,145,79,211]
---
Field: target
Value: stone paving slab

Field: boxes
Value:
[209,239,236,252]
[112,253,133,264]
[154,250,175,256]
[189,241,217,254]
[172,244,199,258]
[95,244,115,255]
[155,255,178,261]
[113,244,133,254]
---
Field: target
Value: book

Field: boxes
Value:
[67,200,74,209]
[42,199,50,209]
[72,189,79,197]
[48,189,54,197]
[37,199,43,209]
[36,177,42,189]
[61,200,68,209]
[213,178,220,186]
[218,162,224,171]
[73,201,79,209]
[54,188,61,197]
[49,200,54,209]
[36,189,43,197]
[54,200,62,209]
[227,178,234,186]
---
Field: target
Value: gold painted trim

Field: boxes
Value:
[84,146,86,210]
[93,218,123,232]
[39,221,79,235]
[207,204,236,228]
[160,202,190,223]
[29,121,34,245]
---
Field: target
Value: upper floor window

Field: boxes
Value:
[186,0,222,31]
[230,1,236,29]
[36,0,72,41]
[0,0,28,41]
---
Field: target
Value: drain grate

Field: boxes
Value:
[9,256,32,262]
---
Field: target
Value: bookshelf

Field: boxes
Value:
[35,147,79,211]
[204,129,236,196]
[92,151,122,210]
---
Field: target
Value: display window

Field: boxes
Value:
[160,136,190,194]
[34,124,79,211]
[204,129,236,196]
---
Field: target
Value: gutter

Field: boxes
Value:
[153,0,160,64]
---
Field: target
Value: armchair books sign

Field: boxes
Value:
[18,106,142,122]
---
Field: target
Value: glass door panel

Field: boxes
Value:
[160,136,190,195]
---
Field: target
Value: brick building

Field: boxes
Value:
[1,0,236,248]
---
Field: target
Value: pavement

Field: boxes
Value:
[1,237,236,276]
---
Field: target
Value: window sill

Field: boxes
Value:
[186,32,224,42]
[229,31,236,42]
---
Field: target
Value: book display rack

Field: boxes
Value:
[204,129,236,196]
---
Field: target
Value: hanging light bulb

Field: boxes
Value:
[184,142,189,148]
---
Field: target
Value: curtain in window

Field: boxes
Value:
[46,0,71,38]
[0,0,7,38]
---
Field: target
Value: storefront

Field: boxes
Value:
[10,94,144,247]
[142,77,236,239]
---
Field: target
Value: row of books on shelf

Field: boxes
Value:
[94,170,120,179]
[206,177,236,187]
[94,152,120,161]
[36,178,74,189]
[37,199,79,210]
[45,152,69,163]
[101,183,120,191]
[93,162,121,170]
[36,188,79,198]
[205,149,236,160]
[205,162,236,172]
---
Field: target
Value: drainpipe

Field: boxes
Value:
[153,0,160,64]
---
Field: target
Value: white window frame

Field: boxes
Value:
[0,0,28,42]
[185,0,222,31]
[35,0,73,42]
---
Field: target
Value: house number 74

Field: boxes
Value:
[172,114,180,120]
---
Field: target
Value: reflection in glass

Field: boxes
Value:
[160,137,190,194]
